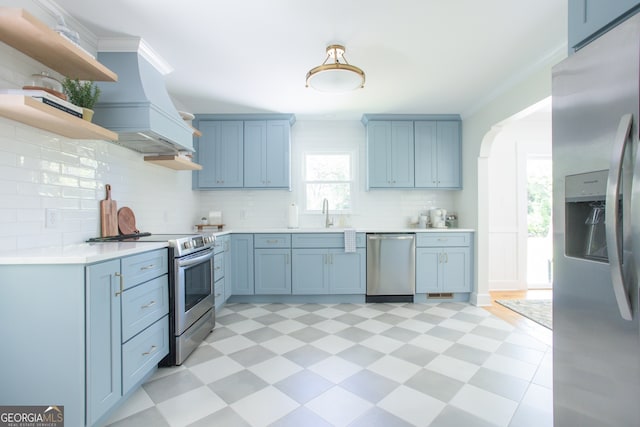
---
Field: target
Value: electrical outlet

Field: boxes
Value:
[45,208,59,229]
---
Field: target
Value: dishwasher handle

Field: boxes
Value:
[367,235,415,240]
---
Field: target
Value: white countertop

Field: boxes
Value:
[0,228,474,265]
[218,227,474,234]
[0,241,168,265]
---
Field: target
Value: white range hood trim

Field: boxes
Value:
[98,37,174,76]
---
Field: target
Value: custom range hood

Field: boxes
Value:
[93,38,194,154]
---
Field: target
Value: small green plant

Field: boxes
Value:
[61,77,101,109]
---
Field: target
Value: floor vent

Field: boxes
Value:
[427,293,454,299]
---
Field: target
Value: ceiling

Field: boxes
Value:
[52,0,567,120]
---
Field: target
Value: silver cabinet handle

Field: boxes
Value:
[140,264,155,271]
[141,300,156,309]
[114,272,124,296]
[445,253,448,263]
[606,113,633,321]
[266,239,278,244]
[142,345,157,356]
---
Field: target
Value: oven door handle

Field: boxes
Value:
[177,248,215,268]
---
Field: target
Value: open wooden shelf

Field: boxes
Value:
[0,8,117,82]
[143,155,203,170]
[0,95,118,141]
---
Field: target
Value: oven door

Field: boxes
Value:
[174,247,215,336]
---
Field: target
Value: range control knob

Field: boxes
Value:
[183,240,192,249]
[203,236,212,244]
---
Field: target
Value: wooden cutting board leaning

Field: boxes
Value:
[118,206,139,235]
[100,184,118,237]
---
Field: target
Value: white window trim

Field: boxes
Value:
[302,151,355,214]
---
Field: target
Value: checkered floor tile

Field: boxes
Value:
[105,302,552,427]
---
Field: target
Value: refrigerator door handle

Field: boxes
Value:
[605,113,633,321]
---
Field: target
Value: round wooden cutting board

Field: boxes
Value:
[118,207,139,235]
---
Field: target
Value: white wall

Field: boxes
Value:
[198,120,456,229]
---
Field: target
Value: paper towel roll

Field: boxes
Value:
[288,203,299,228]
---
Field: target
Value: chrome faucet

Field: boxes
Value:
[322,198,333,228]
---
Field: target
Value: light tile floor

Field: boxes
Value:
[105,302,552,427]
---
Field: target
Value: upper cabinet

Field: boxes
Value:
[0,8,118,141]
[363,114,462,190]
[193,114,295,190]
[366,121,414,188]
[244,120,291,188]
[414,120,461,189]
[569,0,640,51]
[193,121,244,188]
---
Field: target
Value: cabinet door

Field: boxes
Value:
[415,248,441,293]
[265,120,291,188]
[414,121,437,188]
[194,121,243,188]
[329,248,366,294]
[292,249,328,294]
[389,121,414,187]
[569,0,640,50]
[366,121,392,188]
[194,121,220,188]
[86,259,121,426]
[441,247,471,292]
[244,121,267,187]
[218,121,244,187]
[435,121,461,189]
[254,249,291,294]
[231,234,254,295]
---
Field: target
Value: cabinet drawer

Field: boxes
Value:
[292,233,365,248]
[214,254,224,282]
[416,233,470,247]
[213,238,225,254]
[122,316,169,395]
[121,249,168,289]
[121,275,169,342]
[254,234,291,248]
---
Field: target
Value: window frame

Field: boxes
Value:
[302,151,355,214]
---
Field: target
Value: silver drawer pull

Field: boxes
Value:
[114,272,124,296]
[215,266,221,270]
[140,264,156,271]
[141,300,156,309]
[437,238,448,242]
[142,345,157,356]
[215,293,222,297]
[266,239,278,244]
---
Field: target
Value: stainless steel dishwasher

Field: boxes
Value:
[366,233,416,303]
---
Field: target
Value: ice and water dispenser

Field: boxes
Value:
[565,170,621,262]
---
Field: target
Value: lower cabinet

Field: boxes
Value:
[231,234,254,295]
[86,249,169,425]
[291,248,365,294]
[254,248,292,294]
[415,233,472,294]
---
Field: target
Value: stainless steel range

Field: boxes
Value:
[89,232,217,365]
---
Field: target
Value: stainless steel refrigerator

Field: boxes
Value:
[553,12,640,426]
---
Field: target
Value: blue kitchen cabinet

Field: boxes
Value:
[193,121,244,188]
[328,249,366,294]
[86,259,122,425]
[254,248,292,294]
[291,248,329,294]
[291,233,366,295]
[569,0,640,50]
[231,234,255,295]
[415,233,472,294]
[244,120,291,188]
[415,121,461,189]
[254,234,291,294]
[366,121,415,188]
[213,250,225,311]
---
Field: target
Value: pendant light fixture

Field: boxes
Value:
[306,44,365,92]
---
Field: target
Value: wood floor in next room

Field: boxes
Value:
[484,290,552,347]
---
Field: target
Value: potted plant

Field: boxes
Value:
[61,77,101,122]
